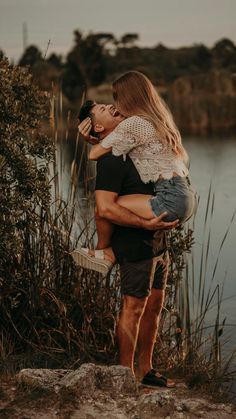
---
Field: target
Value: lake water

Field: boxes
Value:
[184,137,236,358]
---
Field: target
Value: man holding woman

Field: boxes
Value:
[75,77,182,387]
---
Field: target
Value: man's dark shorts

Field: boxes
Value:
[119,252,169,299]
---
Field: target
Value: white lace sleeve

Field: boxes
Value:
[100,116,149,156]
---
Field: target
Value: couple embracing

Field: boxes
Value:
[72,71,197,389]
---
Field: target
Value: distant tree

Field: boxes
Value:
[62,30,114,101]
[33,61,62,91]
[62,31,86,101]
[18,45,42,67]
[193,45,212,71]
[212,38,236,69]
[80,32,109,85]
[213,38,235,52]
[47,53,63,69]
[153,46,179,82]
[110,34,140,76]
[92,33,116,49]
[155,43,168,52]
[18,47,62,92]
[62,59,86,102]
[120,33,139,47]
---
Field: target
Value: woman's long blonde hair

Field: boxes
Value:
[112,71,187,158]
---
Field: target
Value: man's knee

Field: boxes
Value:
[122,295,147,318]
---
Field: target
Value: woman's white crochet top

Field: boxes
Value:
[101,116,189,184]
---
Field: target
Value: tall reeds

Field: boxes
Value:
[158,189,236,396]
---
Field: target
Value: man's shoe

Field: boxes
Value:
[71,248,113,275]
[141,369,176,389]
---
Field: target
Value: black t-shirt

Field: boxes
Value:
[95,154,166,263]
[96,154,154,196]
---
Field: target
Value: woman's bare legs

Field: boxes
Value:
[95,209,114,249]
[116,194,154,219]
[90,194,154,262]
[94,210,116,263]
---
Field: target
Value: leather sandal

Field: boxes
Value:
[141,369,176,389]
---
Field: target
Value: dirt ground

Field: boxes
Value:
[0,373,235,419]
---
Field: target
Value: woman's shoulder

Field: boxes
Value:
[117,115,153,131]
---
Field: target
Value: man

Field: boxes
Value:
[76,101,177,387]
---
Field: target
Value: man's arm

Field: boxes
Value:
[95,190,179,231]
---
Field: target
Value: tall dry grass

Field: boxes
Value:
[159,188,236,396]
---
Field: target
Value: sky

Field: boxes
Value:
[0,0,236,62]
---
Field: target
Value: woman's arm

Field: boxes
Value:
[89,143,112,160]
[89,117,144,160]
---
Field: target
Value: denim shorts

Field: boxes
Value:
[149,176,198,223]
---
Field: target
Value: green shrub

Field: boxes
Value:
[0,57,54,358]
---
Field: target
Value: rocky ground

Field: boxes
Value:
[0,364,235,419]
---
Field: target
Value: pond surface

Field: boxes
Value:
[184,137,236,357]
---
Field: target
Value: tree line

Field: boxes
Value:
[1,31,236,102]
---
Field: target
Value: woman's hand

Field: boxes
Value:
[78,117,99,145]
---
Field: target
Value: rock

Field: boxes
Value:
[95,365,137,397]
[17,368,69,390]
[178,398,207,412]
[15,365,235,419]
[138,391,176,418]
[176,406,183,411]
[60,363,137,398]
[17,364,137,399]
[70,397,129,419]
[59,363,97,396]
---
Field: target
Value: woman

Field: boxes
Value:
[73,71,197,274]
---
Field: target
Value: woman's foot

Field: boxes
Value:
[87,247,115,264]
[71,248,115,275]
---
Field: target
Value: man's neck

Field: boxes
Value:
[100,118,125,139]
[100,129,113,140]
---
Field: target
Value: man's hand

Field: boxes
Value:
[78,117,99,145]
[143,212,179,230]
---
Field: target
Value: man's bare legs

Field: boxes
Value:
[136,288,175,386]
[116,290,163,378]
[117,295,148,375]
[117,289,175,385]
[136,288,164,379]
